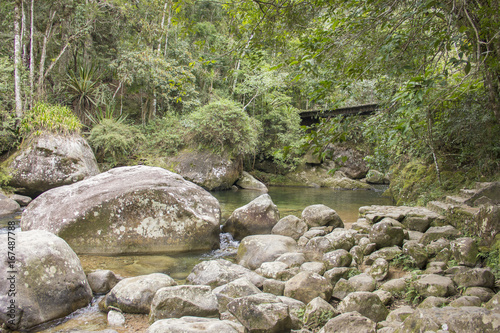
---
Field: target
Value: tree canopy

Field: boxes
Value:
[1,0,499,189]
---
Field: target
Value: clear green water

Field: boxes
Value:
[213,185,393,223]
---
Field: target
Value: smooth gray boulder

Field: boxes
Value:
[284,271,332,304]
[272,215,308,240]
[186,259,265,288]
[87,270,120,294]
[319,312,376,333]
[303,297,339,330]
[223,194,280,240]
[369,219,405,249]
[21,166,221,255]
[449,296,482,307]
[323,249,352,269]
[227,293,292,333]
[256,261,292,280]
[237,234,297,270]
[420,225,460,245]
[452,268,496,289]
[167,149,243,191]
[0,194,20,217]
[147,317,242,333]
[0,230,92,331]
[103,273,177,313]
[398,306,500,333]
[348,273,377,292]
[236,171,268,191]
[213,277,262,312]
[412,274,457,298]
[302,204,344,229]
[338,292,389,323]
[149,285,218,322]
[6,133,99,196]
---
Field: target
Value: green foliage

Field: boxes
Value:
[187,98,261,156]
[65,64,103,120]
[87,118,144,168]
[0,166,12,188]
[303,115,365,164]
[0,56,14,112]
[143,114,187,156]
[20,103,82,137]
[0,109,18,154]
[478,242,500,280]
[391,253,419,272]
[404,273,425,305]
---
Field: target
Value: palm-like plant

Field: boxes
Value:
[65,64,102,120]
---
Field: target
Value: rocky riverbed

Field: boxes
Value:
[1,165,499,332]
[2,194,500,332]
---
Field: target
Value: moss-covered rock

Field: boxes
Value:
[5,133,99,196]
[0,230,92,331]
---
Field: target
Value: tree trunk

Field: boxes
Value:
[29,0,34,108]
[14,0,23,118]
[37,10,56,99]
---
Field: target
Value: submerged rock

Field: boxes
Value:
[0,230,92,331]
[21,165,221,255]
[6,133,99,196]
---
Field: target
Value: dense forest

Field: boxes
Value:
[1,0,499,204]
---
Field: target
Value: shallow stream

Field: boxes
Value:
[2,185,392,332]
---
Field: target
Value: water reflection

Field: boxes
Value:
[213,185,392,223]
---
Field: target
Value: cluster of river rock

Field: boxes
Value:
[0,164,499,332]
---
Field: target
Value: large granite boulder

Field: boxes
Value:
[0,230,92,331]
[302,204,344,229]
[237,234,297,270]
[147,317,242,333]
[186,259,265,288]
[319,312,376,333]
[5,133,99,196]
[149,285,218,321]
[222,194,280,240]
[338,292,389,323]
[103,273,177,314]
[166,149,242,191]
[236,171,268,191]
[398,306,500,333]
[411,274,457,298]
[21,166,221,255]
[284,271,332,304]
[227,293,292,333]
[272,215,308,240]
[213,277,262,312]
[0,194,20,217]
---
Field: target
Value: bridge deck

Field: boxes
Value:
[299,103,379,119]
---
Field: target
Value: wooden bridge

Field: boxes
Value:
[299,103,379,126]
